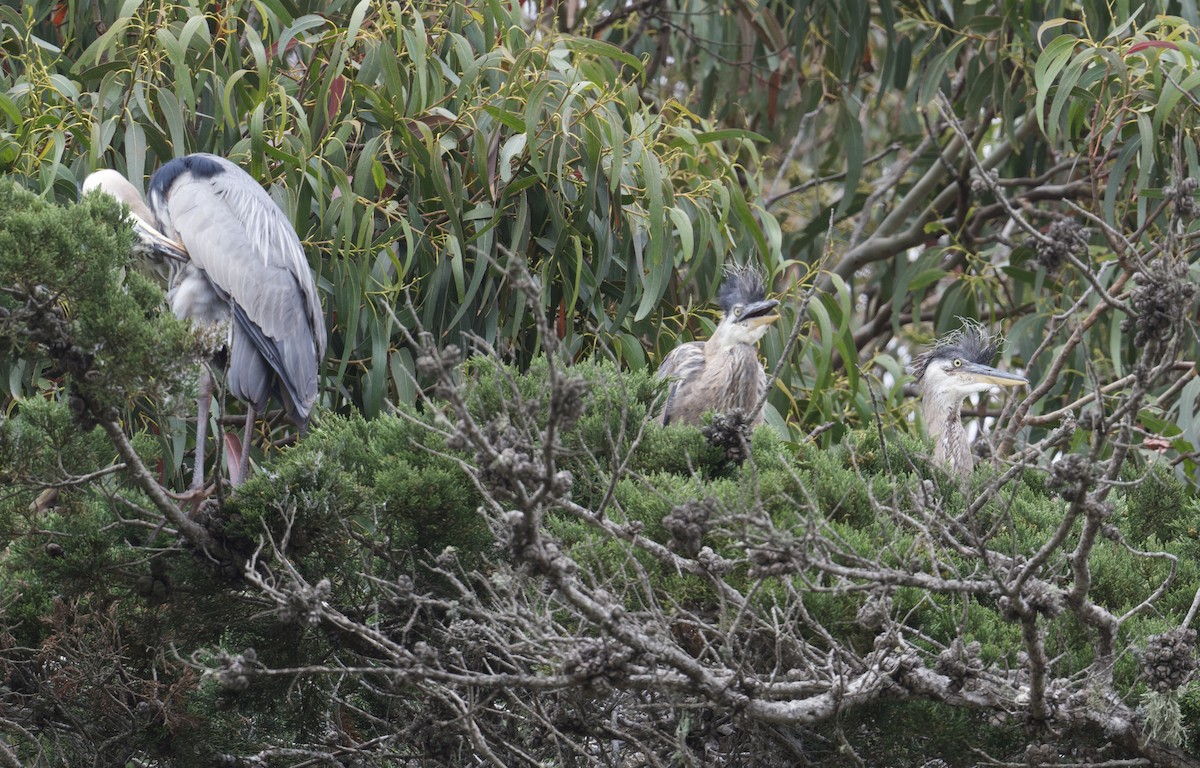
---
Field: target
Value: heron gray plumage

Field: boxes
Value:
[657,266,780,427]
[83,154,327,488]
[912,323,1027,477]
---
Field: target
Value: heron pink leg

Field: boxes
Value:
[191,367,214,490]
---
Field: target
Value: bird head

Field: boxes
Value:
[712,266,780,347]
[82,169,189,268]
[82,170,155,227]
[913,322,1028,403]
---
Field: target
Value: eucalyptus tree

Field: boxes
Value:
[2,1,1200,766]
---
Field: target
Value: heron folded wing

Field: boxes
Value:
[656,341,705,426]
[203,155,327,363]
[225,320,273,414]
[155,154,326,353]
[229,303,318,425]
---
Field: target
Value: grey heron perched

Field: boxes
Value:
[83,154,327,489]
[912,323,1027,477]
[656,266,780,427]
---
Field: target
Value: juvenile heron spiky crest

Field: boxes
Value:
[913,322,1027,477]
[657,265,780,427]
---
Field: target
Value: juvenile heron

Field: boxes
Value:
[83,154,327,489]
[912,323,1027,477]
[657,266,780,426]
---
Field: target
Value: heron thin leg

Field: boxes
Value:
[232,406,255,487]
[191,367,214,490]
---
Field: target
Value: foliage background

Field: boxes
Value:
[3,0,1200,765]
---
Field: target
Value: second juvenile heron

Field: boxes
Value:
[912,323,1027,477]
[657,266,780,427]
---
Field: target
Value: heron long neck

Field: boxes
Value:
[701,334,765,417]
[922,390,973,477]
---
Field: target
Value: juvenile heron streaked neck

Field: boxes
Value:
[912,323,1027,477]
[83,155,326,490]
[656,266,780,427]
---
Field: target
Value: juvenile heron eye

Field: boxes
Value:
[733,304,744,317]
[953,359,962,367]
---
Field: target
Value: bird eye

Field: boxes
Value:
[953,358,962,367]
[733,304,744,317]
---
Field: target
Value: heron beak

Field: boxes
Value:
[960,361,1028,388]
[741,299,780,328]
[131,218,189,263]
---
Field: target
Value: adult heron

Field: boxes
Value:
[657,266,780,427]
[83,154,326,489]
[912,323,1027,477]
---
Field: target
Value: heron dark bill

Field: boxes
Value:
[81,169,188,283]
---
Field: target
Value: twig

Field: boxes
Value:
[100,418,213,548]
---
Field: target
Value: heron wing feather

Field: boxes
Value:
[226,312,273,412]
[656,341,705,426]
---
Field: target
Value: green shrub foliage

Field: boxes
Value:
[0,180,194,424]
[2,356,1197,764]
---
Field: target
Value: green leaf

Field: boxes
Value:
[157,89,187,154]
[1035,35,1082,135]
[0,92,20,126]
[908,268,947,292]
[371,158,386,193]
[279,14,330,59]
[74,10,136,69]
[918,37,968,106]
[691,128,770,145]
[559,36,644,75]
[667,206,694,267]
[498,133,526,184]
[835,102,863,218]
[1046,48,1092,144]
[634,147,668,322]
[1136,111,1155,224]
[1036,17,1076,43]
